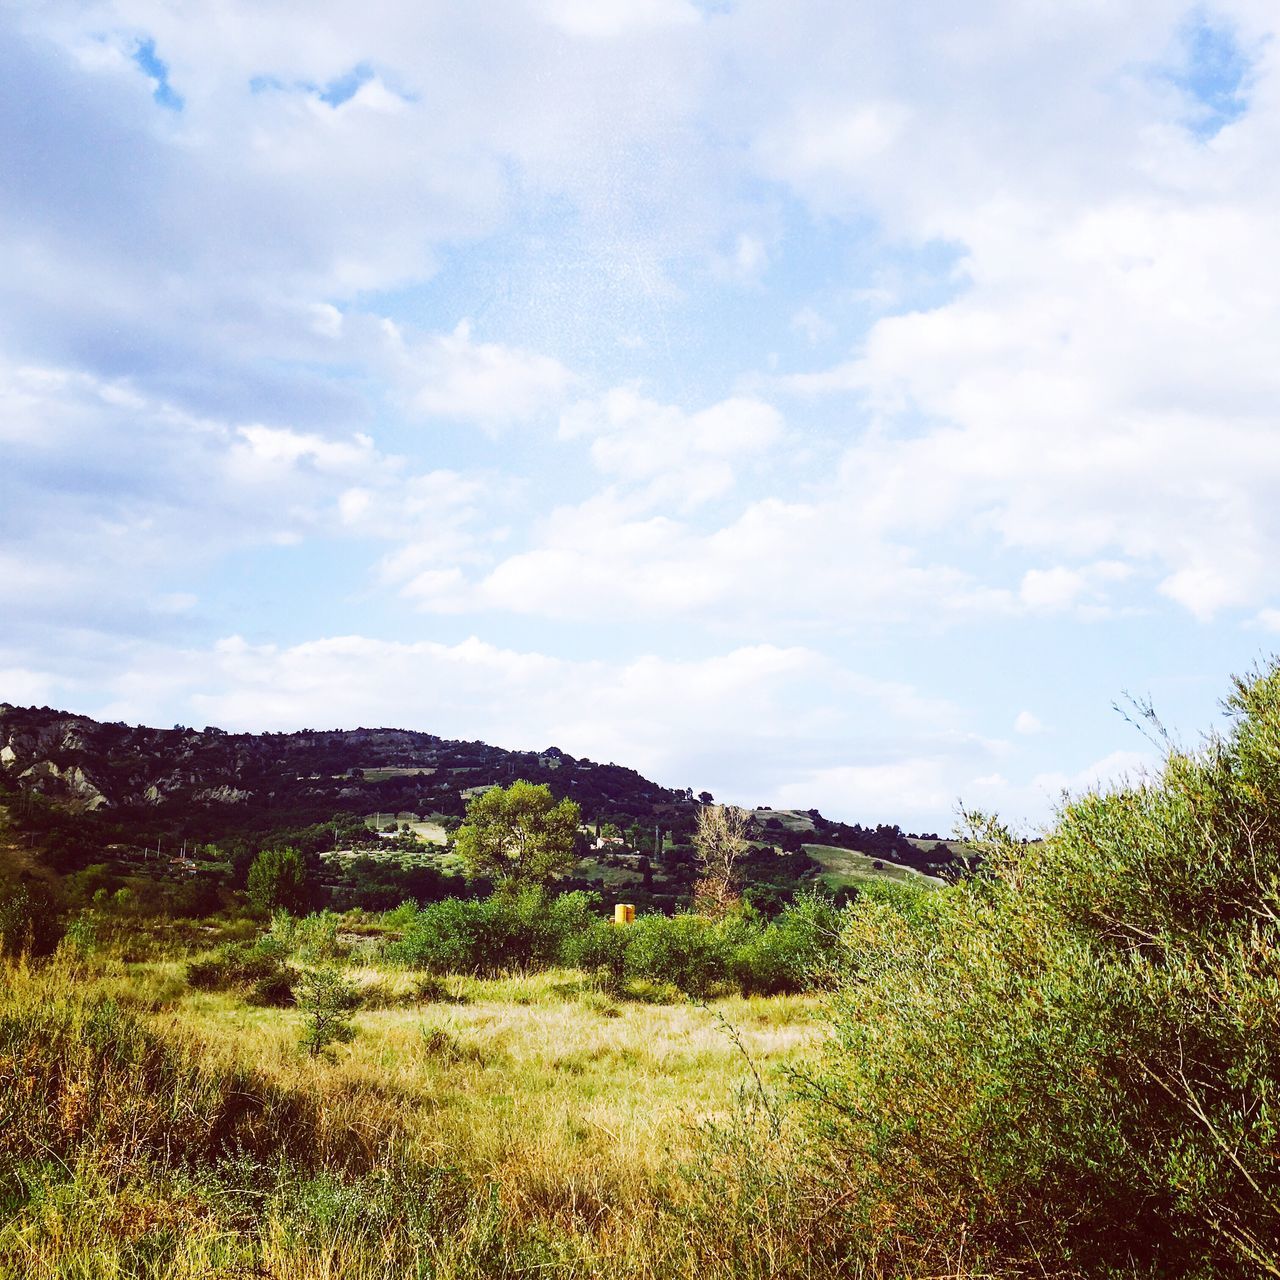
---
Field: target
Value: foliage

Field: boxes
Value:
[246,845,310,915]
[268,907,350,963]
[0,876,63,959]
[388,888,598,975]
[386,886,846,998]
[186,938,295,1004]
[560,917,631,992]
[295,967,361,1058]
[622,912,739,998]
[729,891,845,995]
[454,780,582,890]
[792,665,1280,1278]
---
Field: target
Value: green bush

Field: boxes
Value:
[623,912,733,998]
[792,666,1280,1279]
[561,918,631,991]
[389,888,599,975]
[386,887,844,997]
[730,892,845,996]
[186,939,293,995]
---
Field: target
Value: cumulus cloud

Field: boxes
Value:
[4,0,1278,830]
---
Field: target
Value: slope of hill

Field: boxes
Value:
[0,701,691,832]
[0,702,965,908]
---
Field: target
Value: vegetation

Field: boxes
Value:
[246,844,310,915]
[691,803,749,916]
[295,967,362,1057]
[767,668,1280,1278]
[3,665,1279,1276]
[454,780,583,889]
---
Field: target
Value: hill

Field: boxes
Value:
[0,701,964,912]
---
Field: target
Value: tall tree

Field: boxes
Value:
[454,780,582,890]
[692,804,749,917]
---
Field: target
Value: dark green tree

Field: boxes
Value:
[455,780,581,890]
[0,877,63,958]
[246,846,309,915]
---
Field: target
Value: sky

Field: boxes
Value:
[3,0,1279,834]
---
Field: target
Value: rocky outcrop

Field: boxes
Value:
[16,759,108,810]
[193,785,251,805]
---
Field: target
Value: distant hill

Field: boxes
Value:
[0,701,696,830]
[0,701,966,911]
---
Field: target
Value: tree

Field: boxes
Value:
[296,967,361,1058]
[455,780,581,890]
[246,846,309,915]
[692,804,749,917]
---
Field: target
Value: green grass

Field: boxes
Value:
[802,843,944,890]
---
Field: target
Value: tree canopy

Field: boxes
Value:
[454,780,582,890]
[246,846,309,915]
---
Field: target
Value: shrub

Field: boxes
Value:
[296,968,361,1058]
[248,970,296,1007]
[292,910,349,962]
[792,666,1280,1279]
[0,878,63,959]
[389,888,600,975]
[561,918,631,992]
[730,892,845,996]
[186,939,292,995]
[60,908,100,957]
[624,912,732,998]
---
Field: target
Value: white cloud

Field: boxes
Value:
[537,0,701,41]
[558,387,784,507]
[1019,562,1132,615]
[1014,710,1044,736]
[396,320,576,426]
[1030,749,1153,799]
[774,759,954,825]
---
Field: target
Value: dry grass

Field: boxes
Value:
[164,962,824,1195]
[0,948,829,1279]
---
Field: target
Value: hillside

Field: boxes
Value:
[0,701,964,911]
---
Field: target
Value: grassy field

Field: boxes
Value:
[802,842,945,890]
[0,934,828,1280]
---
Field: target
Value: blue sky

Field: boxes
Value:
[2,0,1278,833]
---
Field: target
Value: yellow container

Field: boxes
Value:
[614,903,635,925]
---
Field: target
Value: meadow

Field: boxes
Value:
[0,928,832,1280]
